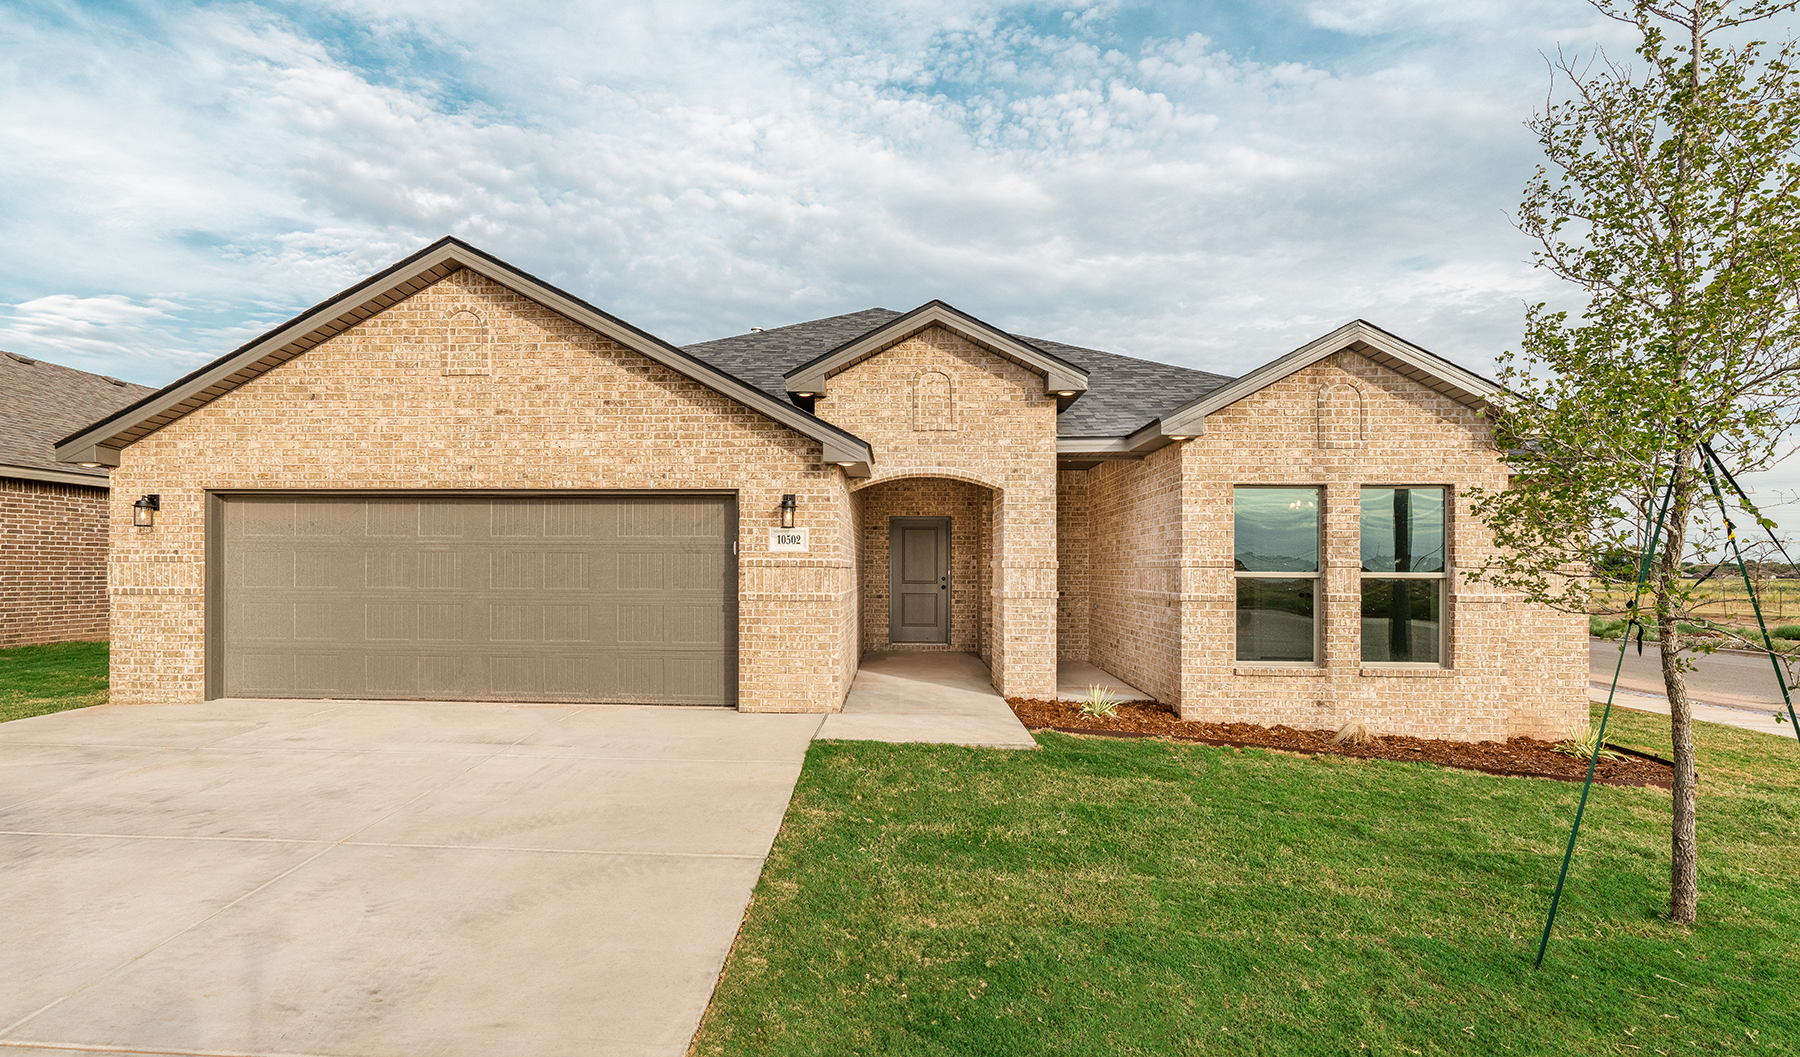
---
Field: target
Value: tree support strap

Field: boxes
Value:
[1697,442,1800,746]
[1535,467,1678,968]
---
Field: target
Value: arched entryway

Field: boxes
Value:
[852,475,997,662]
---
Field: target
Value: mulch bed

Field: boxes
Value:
[1008,698,1675,789]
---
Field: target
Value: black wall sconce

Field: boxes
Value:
[779,493,796,529]
[133,494,160,528]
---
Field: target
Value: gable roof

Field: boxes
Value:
[1,351,154,487]
[1158,318,1500,438]
[781,301,1090,410]
[55,237,875,476]
[681,311,1233,437]
[682,308,904,399]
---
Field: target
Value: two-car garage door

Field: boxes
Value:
[216,494,737,705]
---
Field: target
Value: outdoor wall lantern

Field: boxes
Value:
[133,494,160,528]
[780,493,797,528]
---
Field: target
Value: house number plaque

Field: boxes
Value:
[769,528,810,552]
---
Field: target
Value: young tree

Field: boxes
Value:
[1474,0,1800,925]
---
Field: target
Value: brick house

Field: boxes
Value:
[57,238,1585,739]
[2,352,154,647]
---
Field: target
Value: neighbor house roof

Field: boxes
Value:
[55,237,876,476]
[1,351,154,487]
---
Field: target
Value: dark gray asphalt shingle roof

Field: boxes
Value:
[681,309,1234,437]
[0,352,155,481]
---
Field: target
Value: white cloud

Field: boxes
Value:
[5,0,1797,528]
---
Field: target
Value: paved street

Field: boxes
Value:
[1589,637,1794,710]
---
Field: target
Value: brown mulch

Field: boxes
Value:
[1008,698,1675,789]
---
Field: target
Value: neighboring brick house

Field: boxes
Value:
[1,352,154,647]
[57,238,1586,739]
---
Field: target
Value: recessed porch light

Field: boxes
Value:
[1056,390,1075,396]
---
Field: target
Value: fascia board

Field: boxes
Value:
[1158,320,1502,437]
[57,240,471,461]
[1056,437,1136,454]
[0,463,111,488]
[56,237,874,470]
[58,444,121,468]
[1054,421,1179,459]
[783,302,1090,400]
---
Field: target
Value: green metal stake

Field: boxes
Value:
[1698,445,1800,745]
[1535,471,1677,969]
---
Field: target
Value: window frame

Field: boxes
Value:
[1232,485,1323,667]
[1357,484,1450,668]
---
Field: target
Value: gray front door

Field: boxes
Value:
[889,517,950,643]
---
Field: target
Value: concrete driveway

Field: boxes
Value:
[0,698,822,1057]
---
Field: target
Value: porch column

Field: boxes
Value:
[990,487,1058,699]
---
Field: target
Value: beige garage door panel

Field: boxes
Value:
[220,495,737,704]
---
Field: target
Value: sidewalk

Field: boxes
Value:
[1590,684,1798,739]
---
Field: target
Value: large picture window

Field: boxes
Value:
[1359,487,1447,664]
[1234,486,1320,663]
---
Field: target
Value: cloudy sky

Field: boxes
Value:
[4,0,1798,536]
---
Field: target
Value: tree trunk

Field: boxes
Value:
[1656,460,1700,926]
[1658,626,1700,924]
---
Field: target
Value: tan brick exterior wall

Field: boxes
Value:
[1077,446,1186,703]
[1058,349,1585,741]
[98,272,1585,733]
[815,324,1059,697]
[104,269,857,712]
[854,477,990,653]
[1055,470,1089,662]
[1,477,111,647]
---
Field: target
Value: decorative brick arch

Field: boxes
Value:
[912,370,955,431]
[443,306,490,376]
[1317,380,1365,448]
[849,469,1003,495]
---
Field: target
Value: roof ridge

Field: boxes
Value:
[1014,334,1236,380]
[682,307,900,348]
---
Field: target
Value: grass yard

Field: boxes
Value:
[1595,579,1800,627]
[0,641,109,723]
[694,706,1800,1055]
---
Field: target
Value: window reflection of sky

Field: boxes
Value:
[1233,487,1319,572]
[1360,488,1445,573]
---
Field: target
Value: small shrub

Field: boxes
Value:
[1773,625,1800,641]
[1589,616,1631,639]
[1330,718,1378,746]
[1078,686,1120,720]
[1553,721,1623,762]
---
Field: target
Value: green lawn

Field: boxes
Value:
[0,641,109,723]
[694,706,1800,1055]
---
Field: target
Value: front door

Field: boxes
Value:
[889,517,950,644]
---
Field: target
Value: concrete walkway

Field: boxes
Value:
[1056,660,1153,703]
[816,651,1038,749]
[0,698,822,1057]
[1590,685,1799,740]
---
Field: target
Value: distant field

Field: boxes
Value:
[1595,578,1800,626]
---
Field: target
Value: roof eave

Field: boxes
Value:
[782,301,1090,410]
[55,237,876,472]
[1157,320,1501,438]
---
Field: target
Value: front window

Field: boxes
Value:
[1234,486,1320,663]
[1359,487,1447,664]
